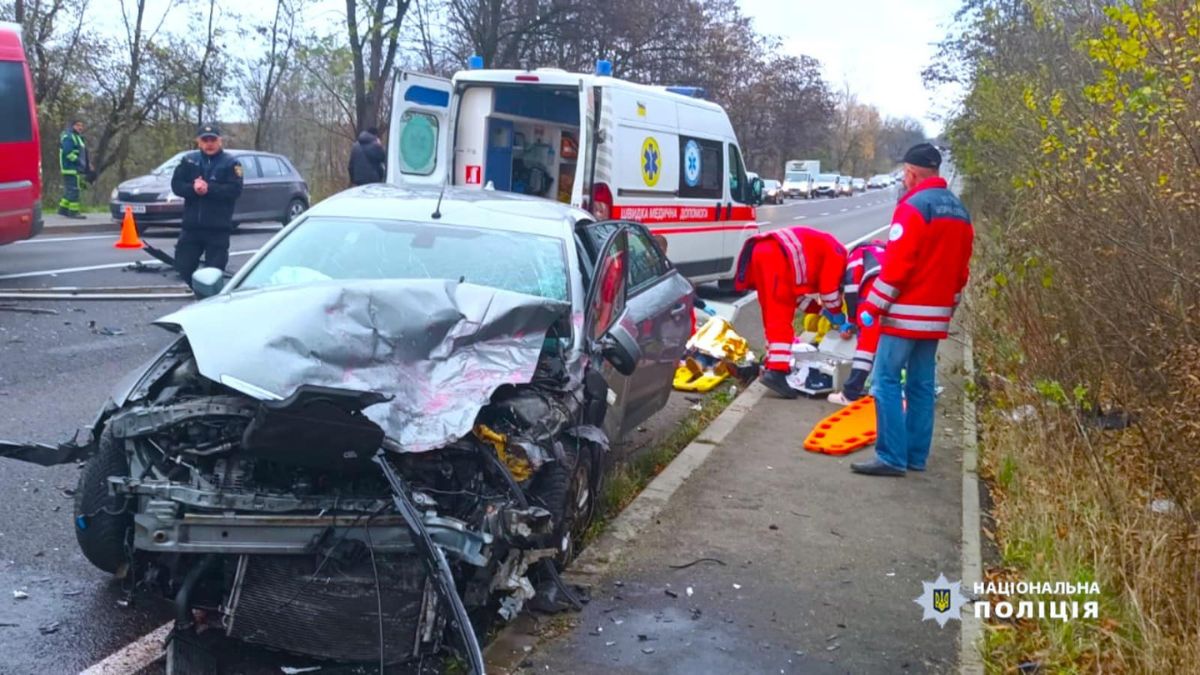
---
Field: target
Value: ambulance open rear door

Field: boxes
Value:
[387,70,455,187]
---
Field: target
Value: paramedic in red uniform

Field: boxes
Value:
[734,226,848,398]
[852,143,974,477]
[827,240,885,405]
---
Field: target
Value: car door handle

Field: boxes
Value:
[670,302,689,316]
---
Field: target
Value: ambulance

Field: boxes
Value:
[387,60,762,285]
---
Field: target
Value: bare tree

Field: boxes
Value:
[345,0,411,132]
[244,0,302,149]
[195,0,218,126]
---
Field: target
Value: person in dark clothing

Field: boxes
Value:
[348,126,386,185]
[170,123,244,286]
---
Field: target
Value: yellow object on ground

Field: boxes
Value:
[803,396,877,456]
[673,362,729,392]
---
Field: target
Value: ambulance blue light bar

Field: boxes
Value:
[595,59,613,77]
[666,86,706,99]
[468,55,483,69]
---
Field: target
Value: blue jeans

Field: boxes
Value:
[872,335,939,470]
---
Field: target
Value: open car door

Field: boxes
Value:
[386,70,454,187]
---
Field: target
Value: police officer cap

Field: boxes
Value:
[196,123,221,139]
[903,143,941,170]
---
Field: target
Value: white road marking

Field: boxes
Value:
[0,250,258,280]
[818,212,830,216]
[839,208,848,212]
[13,234,115,245]
[79,621,171,675]
[792,216,805,221]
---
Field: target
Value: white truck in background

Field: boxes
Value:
[782,159,821,199]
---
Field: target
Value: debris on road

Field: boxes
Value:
[668,557,726,570]
[280,667,322,674]
[12,590,28,600]
[685,586,694,597]
[38,621,61,635]
[732,583,742,590]
[86,321,126,336]
[0,305,59,315]
[664,588,679,598]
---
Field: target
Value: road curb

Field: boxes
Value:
[565,381,768,582]
[40,221,119,236]
[960,331,985,675]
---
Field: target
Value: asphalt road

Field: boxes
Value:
[0,187,898,674]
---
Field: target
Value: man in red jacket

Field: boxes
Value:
[852,144,974,476]
[734,226,848,398]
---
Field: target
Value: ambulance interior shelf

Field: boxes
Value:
[485,116,578,204]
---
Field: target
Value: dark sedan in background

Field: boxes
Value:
[109,149,309,229]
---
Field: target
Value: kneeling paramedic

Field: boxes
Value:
[827,240,885,405]
[733,226,848,398]
[171,124,244,286]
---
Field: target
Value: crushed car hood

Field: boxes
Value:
[156,279,570,452]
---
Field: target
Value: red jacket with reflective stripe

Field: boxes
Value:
[863,177,974,340]
[734,226,847,311]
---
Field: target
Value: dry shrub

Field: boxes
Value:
[945,0,1200,671]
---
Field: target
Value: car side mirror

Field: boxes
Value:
[600,321,640,376]
[191,267,225,298]
[751,177,764,203]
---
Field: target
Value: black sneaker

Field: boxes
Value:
[57,207,71,216]
[761,370,799,399]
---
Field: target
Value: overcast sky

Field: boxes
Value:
[739,0,964,136]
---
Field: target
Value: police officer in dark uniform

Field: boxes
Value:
[170,124,244,285]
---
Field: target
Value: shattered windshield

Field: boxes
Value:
[238,217,570,302]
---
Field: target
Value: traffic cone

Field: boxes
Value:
[114,205,142,249]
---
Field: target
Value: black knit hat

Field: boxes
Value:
[196,123,221,138]
[902,143,942,170]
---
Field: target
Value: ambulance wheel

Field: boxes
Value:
[74,426,133,576]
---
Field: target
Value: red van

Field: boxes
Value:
[0,22,42,245]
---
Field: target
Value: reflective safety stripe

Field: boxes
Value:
[888,303,954,318]
[844,283,859,293]
[866,294,891,312]
[853,350,875,361]
[873,280,899,299]
[847,259,864,269]
[766,353,791,363]
[773,229,808,285]
[882,317,952,332]
[820,291,840,302]
[798,296,816,312]
[768,342,792,351]
[851,360,873,372]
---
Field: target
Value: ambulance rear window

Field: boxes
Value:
[677,136,723,199]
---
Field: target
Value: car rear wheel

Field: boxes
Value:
[283,198,306,225]
[74,425,133,576]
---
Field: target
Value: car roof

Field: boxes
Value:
[305,184,589,240]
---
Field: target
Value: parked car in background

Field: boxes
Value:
[0,22,42,246]
[110,150,309,229]
[782,169,814,199]
[761,179,784,204]
[838,175,854,196]
[867,174,891,189]
[851,178,866,192]
[813,173,840,198]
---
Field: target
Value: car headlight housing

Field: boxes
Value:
[110,188,119,200]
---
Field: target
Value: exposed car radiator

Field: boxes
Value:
[225,553,435,664]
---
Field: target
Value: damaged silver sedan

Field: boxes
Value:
[1,185,695,673]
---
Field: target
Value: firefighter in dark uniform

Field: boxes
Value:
[58,119,94,219]
[170,124,244,285]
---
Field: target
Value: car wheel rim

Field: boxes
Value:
[562,460,592,561]
[290,202,304,217]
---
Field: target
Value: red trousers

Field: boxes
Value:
[748,239,802,372]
